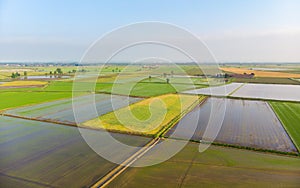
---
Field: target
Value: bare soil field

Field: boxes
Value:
[221,67,300,78]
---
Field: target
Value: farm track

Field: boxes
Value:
[91,96,205,188]
[1,113,77,127]
[90,138,160,188]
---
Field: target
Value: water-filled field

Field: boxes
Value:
[166,98,297,153]
[108,141,300,187]
[183,83,243,96]
[0,116,150,187]
[231,83,300,101]
[5,94,141,123]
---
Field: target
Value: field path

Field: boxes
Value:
[91,138,160,188]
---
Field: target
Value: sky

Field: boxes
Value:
[0,0,300,63]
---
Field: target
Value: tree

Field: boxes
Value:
[50,71,53,75]
[24,71,27,76]
[149,75,152,81]
[56,68,63,74]
[166,78,170,84]
[11,72,20,78]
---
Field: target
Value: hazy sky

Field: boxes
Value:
[0,0,300,62]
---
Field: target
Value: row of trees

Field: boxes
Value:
[49,68,63,75]
[11,71,27,78]
[11,72,21,78]
[148,75,170,83]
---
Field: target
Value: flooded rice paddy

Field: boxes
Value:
[166,98,297,153]
[231,83,300,101]
[183,83,243,96]
[5,94,141,124]
[0,116,150,187]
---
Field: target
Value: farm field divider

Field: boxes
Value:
[158,96,208,138]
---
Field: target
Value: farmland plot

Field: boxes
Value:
[5,94,141,123]
[0,116,150,188]
[166,98,297,153]
[109,141,300,188]
[183,83,243,96]
[230,83,300,101]
[83,94,201,136]
[270,102,300,151]
[220,67,300,78]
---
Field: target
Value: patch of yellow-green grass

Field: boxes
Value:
[83,94,203,135]
[0,81,47,87]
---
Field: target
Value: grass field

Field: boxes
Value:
[96,82,200,97]
[83,94,203,135]
[108,141,300,187]
[221,67,300,78]
[140,76,208,85]
[269,102,300,151]
[0,92,72,111]
[38,80,201,97]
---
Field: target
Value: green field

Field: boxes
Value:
[109,142,300,187]
[0,92,72,111]
[83,94,203,135]
[269,102,300,151]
